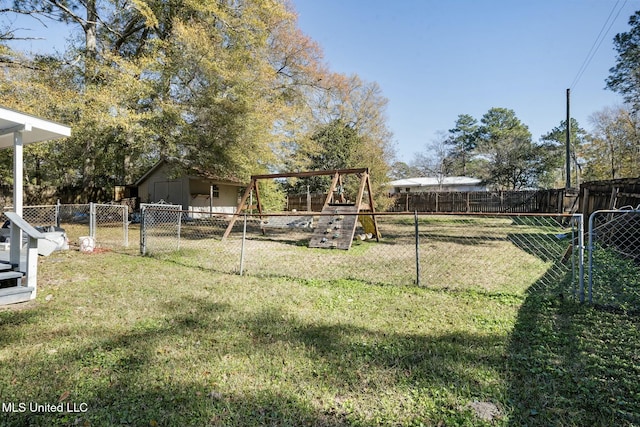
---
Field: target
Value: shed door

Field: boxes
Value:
[153,180,182,204]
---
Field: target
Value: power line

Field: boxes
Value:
[570,0,627,90]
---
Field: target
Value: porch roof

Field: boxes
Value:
[0,106,71,148]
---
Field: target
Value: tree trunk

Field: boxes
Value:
[83,139,95,188]
[85,0,98,59]
[82,0,98,188]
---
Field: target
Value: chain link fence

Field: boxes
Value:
[57,203,91,245]
[92,204,129,248]
[141,208,583,298]
[140,203,183,254]
[1,203,129,250]
[12,202,640,311]
[588,209,640,312]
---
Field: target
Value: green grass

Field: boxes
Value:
[508,292,640,425]
[589,246,640,312]
[150,214,573,297]
[0,248,638,426]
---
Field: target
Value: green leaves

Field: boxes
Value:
[2,0,341,189]
[607,11,640,111]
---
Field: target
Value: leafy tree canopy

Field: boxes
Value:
[584,106,640,181]
[476,108,548,190]
[0,0,394,199]
[444,113,479,176]
[539,118,590,188]
[607,11,640,112]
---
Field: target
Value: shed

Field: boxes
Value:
[135,160,244,216]
[389,176,486,193]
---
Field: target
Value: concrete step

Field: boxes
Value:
[0,271,23,280]
[0,286,34,305]
[0,270,24,295]
[0,263,12,271]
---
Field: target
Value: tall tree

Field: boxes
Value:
[583,106,640,180]
[289,119,361,193]
[389,161,421,180]
[445,113,479,176]
[412,131,453,182]
[607,11,640,112]
[4,0,164,187]
[2,0,330,192]
[540,118,589,188]
[301,73,394,205]
[477,107,548,189]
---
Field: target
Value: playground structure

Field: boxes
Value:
[222,168,379,250]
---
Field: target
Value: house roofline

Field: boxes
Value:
[135,159,246,187]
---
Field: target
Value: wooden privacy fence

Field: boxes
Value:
[579,177,640,218]
[286,189,571,213]
[385,189,570,213]
[286,192,327,212]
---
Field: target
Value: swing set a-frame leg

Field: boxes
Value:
[223,178,258,239]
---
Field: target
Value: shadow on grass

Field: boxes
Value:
[0,290,510,426]
[419,232,508,246]
[0,303,53,349]
[507,232,569,263]
[0,295,359,427]
[246,306,507,394]
[506,270,640,426]
[589,246,640,314]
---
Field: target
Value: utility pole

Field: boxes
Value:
[565,88,572,189]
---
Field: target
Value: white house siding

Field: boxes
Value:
[389,177,486,193]
[188,178,239,216]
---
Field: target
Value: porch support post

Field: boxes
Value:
[10,129,24,268]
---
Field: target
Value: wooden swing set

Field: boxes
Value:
[222,168,379,250]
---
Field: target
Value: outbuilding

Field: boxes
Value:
[135,160,244,215]
[388,176,486,193]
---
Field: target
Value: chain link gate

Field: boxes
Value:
[588,209,640,312]
[92,203,129,248]
[57,203,91,247]
[140,203,183,255]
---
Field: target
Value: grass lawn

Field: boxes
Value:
[0,248,638,426]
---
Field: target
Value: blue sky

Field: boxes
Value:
[293,0,638,164]
[3,1,638,166]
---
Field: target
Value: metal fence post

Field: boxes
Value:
[177,208,182,251]
[577,214,585,303]
[587,211,596,304]
[89,202,96,240]
[55,199,61,228]
[140,206,147,255]
[239,211,247,275]
[414,210,421,286]
[123,205,129,247]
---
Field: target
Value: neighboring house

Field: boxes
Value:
[135,160,244,215]
[388,176,486,193]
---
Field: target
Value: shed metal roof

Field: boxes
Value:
[389,176,483,187]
